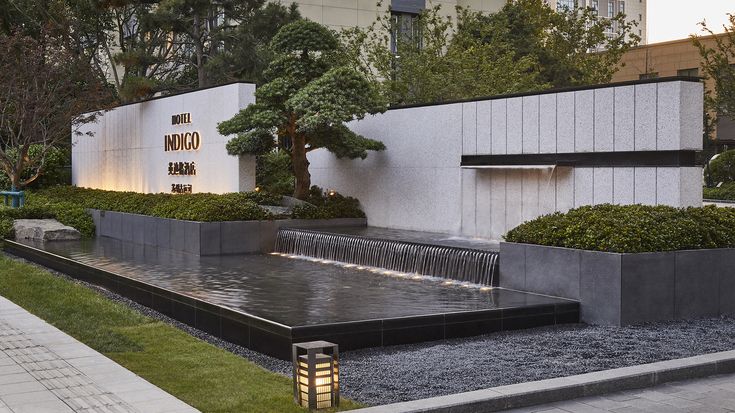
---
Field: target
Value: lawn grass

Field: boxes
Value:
[0,255,360,412]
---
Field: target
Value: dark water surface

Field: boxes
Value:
[29,237,560,326]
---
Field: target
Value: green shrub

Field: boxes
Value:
[707,150,735,184]
[504,204,735,253]
[0,145,71,191]
[704,182,735,201]
[28,187,276,224]
[291,186,366,219]
[256,150,295,196]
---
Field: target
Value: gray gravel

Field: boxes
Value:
[7,252,735,407]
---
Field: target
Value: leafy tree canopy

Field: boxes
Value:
[693,14,735,121]
[218,20,386,199]
[343,0,640,105]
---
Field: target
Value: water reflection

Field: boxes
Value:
[27,237,561,326]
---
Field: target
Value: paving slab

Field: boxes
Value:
[0,295,199,413]
[501,373,735,412]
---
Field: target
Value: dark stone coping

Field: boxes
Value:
[3,240,579,361]
[388,76,701,111]
[285,226,499,252]
[461,150,700,168]
[88,209,367,256]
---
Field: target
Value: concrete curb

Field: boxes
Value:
[352,350,735,412]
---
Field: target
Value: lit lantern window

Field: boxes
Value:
[292,341,339,409]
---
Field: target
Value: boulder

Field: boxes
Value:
[13,219,81,242]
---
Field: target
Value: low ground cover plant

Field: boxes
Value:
[505,204,735,253]
[291,186,366,219]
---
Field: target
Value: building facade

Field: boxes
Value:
[285,0,505,31]
[545,0,646,43]
[287,0,646,44]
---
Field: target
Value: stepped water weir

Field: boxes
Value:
[274,228,499,286]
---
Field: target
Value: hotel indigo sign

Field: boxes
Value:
[166,112,198,193]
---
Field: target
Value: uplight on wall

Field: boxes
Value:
[292,341,339,410]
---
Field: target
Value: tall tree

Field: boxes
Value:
[343,5,546,105]
[204,2,300,84]
[345,0,640,105]
[218,20,386,199]
[481,0,640,88]
[693,14,735,126]
[0,31,111,190]
[152,0,267,88]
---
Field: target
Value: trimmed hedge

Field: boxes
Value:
[291,186,366,219]
[1,186,366,240]
[28,187,277,224]
[704,182,735,201]
[504,204,735,253]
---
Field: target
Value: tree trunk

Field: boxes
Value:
[291,134,311,200]
[193,15,207,88]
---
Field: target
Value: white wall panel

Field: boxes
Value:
[539,94,557,153]
[613,167,635,204]
[593,167,614,204]
[477,101,492,154]
[614,86,635,151]
[506,97,523,154]
[574,90,595,152]
[594,89,615,152]
[634,167,657,205]
[462,102,477,155]
[656,82,682,150]
[73,83,255,194]
[557,92,576,153]
[491,99,507,154]
[522,95,540,154]
[635,83,658,151]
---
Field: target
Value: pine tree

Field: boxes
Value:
[218,20,386,199]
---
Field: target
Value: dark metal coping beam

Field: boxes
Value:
[461,150,700,168]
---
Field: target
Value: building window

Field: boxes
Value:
[390,12,420,55]
[557,0,576,11]
[639,72,659,80]
[678,68,699,77]
[619,1,625,14]
[608,0,615,16]
[591,0,599,15]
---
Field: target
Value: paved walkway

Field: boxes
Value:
[0,295,199,413]
[502,372,735,413]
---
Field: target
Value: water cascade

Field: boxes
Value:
[274,229,499,286]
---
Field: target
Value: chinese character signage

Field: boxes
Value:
[167,113,199,193]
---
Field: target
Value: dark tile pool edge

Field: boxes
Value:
[2,240,296,359]
[3,240,580,360]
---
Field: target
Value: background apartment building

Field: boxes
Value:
[285,1,504,31]
[287,0,647,44]
[546,0,647,43]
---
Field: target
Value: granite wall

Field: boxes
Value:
[72,83,256,194]
[309,78,704,240]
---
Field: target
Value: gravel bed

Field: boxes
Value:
[7,251,735,407]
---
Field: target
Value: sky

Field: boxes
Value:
[647,0,733,43]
